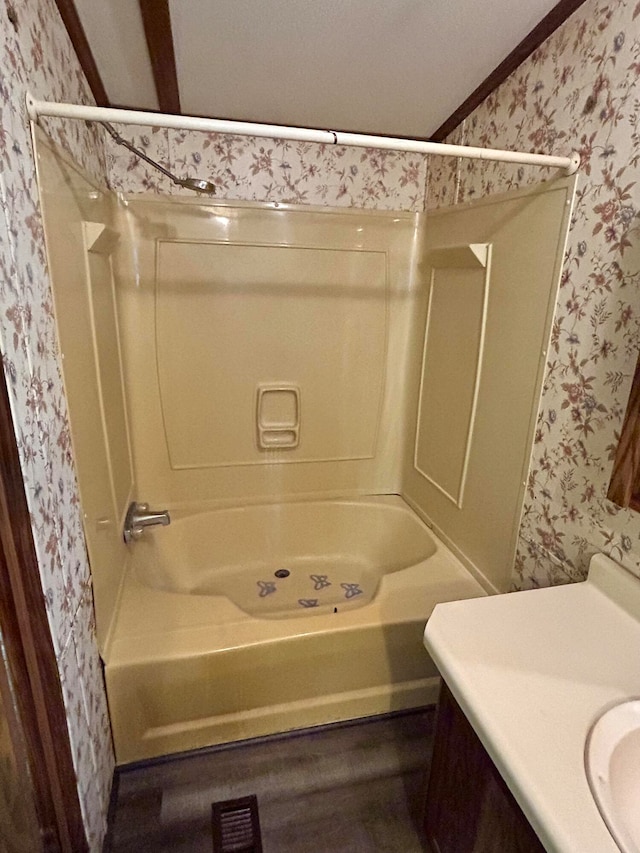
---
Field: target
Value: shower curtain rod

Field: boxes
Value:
[26,93,580,175]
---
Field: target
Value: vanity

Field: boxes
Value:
[423,553,640,853]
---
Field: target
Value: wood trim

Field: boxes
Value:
[0,366,88,852]
[608,352,640,510]
[53,0,109,107]
[139,0,181,114]
[431,0,589,142]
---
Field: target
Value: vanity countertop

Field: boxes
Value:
[423,553,640,853]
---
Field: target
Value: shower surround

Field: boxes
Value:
[35,123,573,762]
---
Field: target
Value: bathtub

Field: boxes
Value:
[104,495,486,764]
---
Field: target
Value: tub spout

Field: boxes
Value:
[124,501,170,543]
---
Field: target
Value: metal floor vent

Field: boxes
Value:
[211,794,263,853]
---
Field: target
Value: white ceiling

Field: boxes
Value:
[73,0,562,138]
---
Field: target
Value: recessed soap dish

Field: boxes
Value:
[256,384,300,450]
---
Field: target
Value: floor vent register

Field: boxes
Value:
[211,794,263,852]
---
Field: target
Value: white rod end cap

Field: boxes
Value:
[566,151,581,175]
[25,92,38,122]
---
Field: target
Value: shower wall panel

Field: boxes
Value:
[156,242,385,468]
[414,245,490,508]
[114,199,418,507]
[35,130,134,651]
[404,177,576,593]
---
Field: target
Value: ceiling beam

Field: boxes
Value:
[431,0,589,142]
[53,0,109,107]
[139,0,181,114]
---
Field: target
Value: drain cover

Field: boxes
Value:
[212,794,263,852]
[274,568,290,578]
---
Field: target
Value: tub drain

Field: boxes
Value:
[274,568,290,578]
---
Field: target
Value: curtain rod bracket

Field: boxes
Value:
[566,151,581,176]
[26,92,37,122]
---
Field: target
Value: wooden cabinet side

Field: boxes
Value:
[424,682,545,853]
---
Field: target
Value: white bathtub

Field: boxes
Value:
[105,495,485,763]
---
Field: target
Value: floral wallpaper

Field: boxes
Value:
[106,125,429,211]
[0,0,113,847]
[428,0,640,589]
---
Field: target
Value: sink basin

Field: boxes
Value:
[585,699,640,853]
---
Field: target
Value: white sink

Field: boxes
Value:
[586,699,640,853]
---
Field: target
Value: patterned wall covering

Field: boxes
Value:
[106,125,429,211]
[428,0,640,589]
[0,0,113,847]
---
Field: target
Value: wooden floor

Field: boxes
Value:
[105,708,436,852]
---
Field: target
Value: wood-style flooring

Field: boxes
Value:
[105,708,436,852]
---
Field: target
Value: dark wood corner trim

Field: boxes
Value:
[608,351,640,510]
[53,0,109,107]
[139,0,181,114]
[431,0,589,142]
[0,364,88,852]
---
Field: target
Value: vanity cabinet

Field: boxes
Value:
[424,682,545,853]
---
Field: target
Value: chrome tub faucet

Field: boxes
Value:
[124,501,170,543]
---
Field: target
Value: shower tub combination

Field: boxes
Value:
[105,495,485,763]
[30,82,578,770]
[34,125,575,768]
